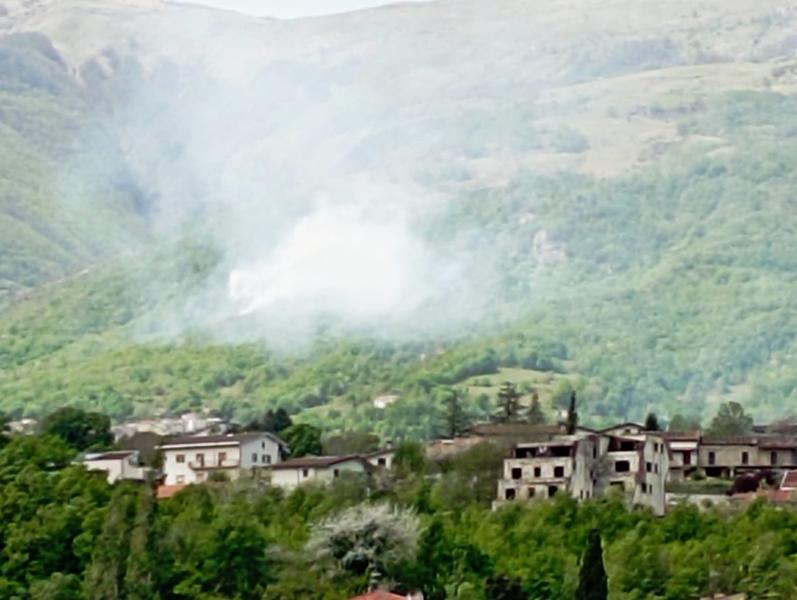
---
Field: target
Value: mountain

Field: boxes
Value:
[1,0,797,434]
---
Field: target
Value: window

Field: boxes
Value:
[615,460,630,473]
[261,441,265,449]
[219,452,227,464]
[176,454,185,463]
[641,483,647,493]
[528,487,536,498]
[534,467,541,478]
[505,488,516,500]
[176,475,185,484]
[654,464,659,474]
[302,469,309,478]
[593,446,597,458]
[741,451,749,465]
[646,462,652,473]
[377,457,386,467]
[195,453,204,466]
[683,451,691,465]
[252,453,258,463]
[264,454,271,464]
[547,485,559,497]
[333,469,340,477]
[511,467,522,480]
[553,466,565,478]
[708,452,716,465]
[772,451,778,466]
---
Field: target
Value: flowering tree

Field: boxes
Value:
[307,503,419,579]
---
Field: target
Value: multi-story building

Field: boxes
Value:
[82,450,149,484]
[496,426,669,515]
[158,432,286,485]
[496,434,601,504]
[269,455,373,490]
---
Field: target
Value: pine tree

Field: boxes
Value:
[566,391,578,434]
[527,391,546,425]
[443,389,470,438]
[644,412,660,431]
[495,382,521,423]
[576,529,608,600]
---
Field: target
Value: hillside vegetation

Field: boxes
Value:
[1,0,797,433]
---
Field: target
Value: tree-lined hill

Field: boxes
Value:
[2,0,797,432]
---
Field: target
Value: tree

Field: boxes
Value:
[566,392,578,435]
[323,431,381,455]
[707,402,753,437]
[668,413,701,432]
[644,412,660,431]
[307,503,419,582]
[442,388,471,438]
[0,413,10,448]
[246,408,293,434]
[282,424,322,457]
[495,382,521,423]
[485,575,527,600]
[41,407,113,451]
[576,529,608,600]
[527,391,546,425]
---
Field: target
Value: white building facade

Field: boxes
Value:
[83,450,147,484]
[269,455,371,490]
[158,432,285,485]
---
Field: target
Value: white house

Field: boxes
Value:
[82,450,148,484]
[269,455,372,490]
[158,432,286,485]
[364,447,396,470]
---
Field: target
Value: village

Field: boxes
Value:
[44,389,797,516]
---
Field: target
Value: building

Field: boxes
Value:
[496,434,601,504]
[82,450,148,484]
[158,432,285,485]
[269,455,372,490]
[364,447,396,470]
[427,423,567,461]
[495,427,670,515]
[662,431,700,481]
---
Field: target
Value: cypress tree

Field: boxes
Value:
[527,391,546,425]
[566,391,578,434]
[576,529,608,600]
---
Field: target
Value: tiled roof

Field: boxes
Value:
[84,450,136,461]
[158,431,286,449]
[469,423,565,437]
[156,484,187,499]
[350,591,407,600]
[270,455,365,470]
[661,431,701,440]
[782,470,797,489]
[700,437,760,446]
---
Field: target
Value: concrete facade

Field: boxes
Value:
[269,456,370,490]
[158,432,284,485]
[83,450,147,484]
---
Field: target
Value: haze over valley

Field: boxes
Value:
[1,0,797,437]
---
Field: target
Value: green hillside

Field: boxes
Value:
[2,1,797,434]
[0,32,147,306]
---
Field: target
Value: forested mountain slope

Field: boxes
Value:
[1,0,797,433]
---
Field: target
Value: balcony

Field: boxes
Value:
[189,459,240,470]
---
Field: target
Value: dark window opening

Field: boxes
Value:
[619,441,636,451]
[683,451,691,465]
[551,446,572,457]
[528,487,536,498]
[646,462,652,473]
[708,452,716,465]
[333,469,340,477]
[302,468,309,478]
[771,451,778,466]
[547,485,559,497]
[511,467,522,480]
[553,466,565,477]
[377,457,386,466]
[741,451,749,465]
[505,488,516,500]
[615,460,631,473]
[534,467,541,478]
